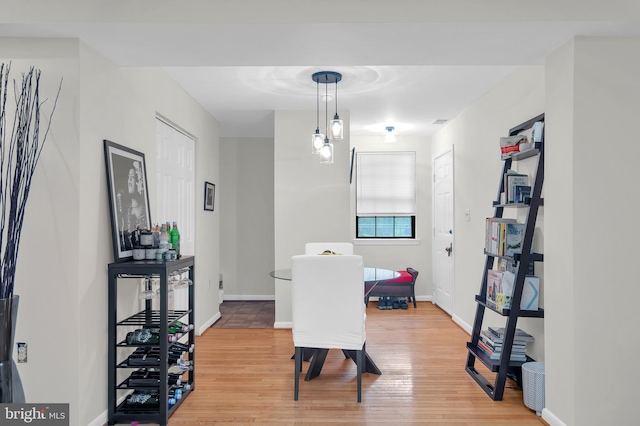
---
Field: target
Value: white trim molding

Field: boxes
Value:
[542,408,567,426]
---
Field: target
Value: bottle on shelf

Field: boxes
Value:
[159,223,170,254]
[127,369,182,387]
[174,320,194,331]
[168,364,193,375]
[126,328,179,345]
[172,342,195,353]
[125,390,160,410]
[170,222,180,258]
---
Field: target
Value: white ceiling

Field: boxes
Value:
[2,1,640,138]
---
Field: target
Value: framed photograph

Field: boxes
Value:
[104,140,152,262]
[204,181,215,211]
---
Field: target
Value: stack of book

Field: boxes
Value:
[477,327,534,362]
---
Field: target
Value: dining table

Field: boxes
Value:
[270,266,400,381]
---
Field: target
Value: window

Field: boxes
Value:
[356,152,416,239]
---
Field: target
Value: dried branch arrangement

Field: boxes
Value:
[0,63,62,299]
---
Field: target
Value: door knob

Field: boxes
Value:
[445,243,453,256]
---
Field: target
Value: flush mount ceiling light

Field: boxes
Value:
[383,126,398,143]
[311,71,343,163]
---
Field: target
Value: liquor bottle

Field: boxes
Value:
[159,223,170,252]
[170,222,181,258]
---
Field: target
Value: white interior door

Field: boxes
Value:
[156,117,195,309]
[433,149,454,315]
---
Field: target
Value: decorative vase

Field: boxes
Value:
[0,295,25,403]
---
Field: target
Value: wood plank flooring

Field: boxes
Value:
[169,302,547,425]
[211,301,275,328]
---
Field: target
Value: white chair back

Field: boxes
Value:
[291,254,365,350]
[304,242,354,255]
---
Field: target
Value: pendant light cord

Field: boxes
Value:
[324,75,329,138]
[335,81,338,117]
[316,80,320,131]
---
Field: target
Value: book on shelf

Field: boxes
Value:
[478,331,527,361]
[514,185,531,203]
[500,135,529,159]
[485,217,517,255]
[485,270,503,309]
[505,223,526,256]
[487,326,534,342]
[498,258,535,276]
[504,172,529,204]
[495,270,515,313]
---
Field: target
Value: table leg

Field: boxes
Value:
[305,349,329,381]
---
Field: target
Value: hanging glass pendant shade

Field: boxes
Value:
[330,114,343,140]
[320,138,334,164]
[312,129,324,154]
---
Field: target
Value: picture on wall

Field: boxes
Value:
[104,139,152,262]
[204,181,215,211]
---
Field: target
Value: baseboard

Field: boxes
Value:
[200,311,222,334]
[88,394,128,426]
[223,294,276,301]
[416,295,432,302]
[542,408,566,426]
[453,314,472,335]
[274,321,292,329]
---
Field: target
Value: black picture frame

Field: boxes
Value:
[204,181,215,211]
[104,139,152,262]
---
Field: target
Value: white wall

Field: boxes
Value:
[350,135,432,299]
[544,38,576,426]
[1,37,220,426]
[545,36,640,426]
[431,67,546,361]
[273,110,351,326]
[219,137,275,299]
[0,37,82,418]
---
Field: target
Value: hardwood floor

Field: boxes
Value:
[169,302,546,425]
[211,301,275,328]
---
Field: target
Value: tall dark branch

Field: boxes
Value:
[0,64,61,299]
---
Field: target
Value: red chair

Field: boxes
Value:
[365,267,419,308]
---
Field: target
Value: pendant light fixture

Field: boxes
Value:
[312,71,342,163]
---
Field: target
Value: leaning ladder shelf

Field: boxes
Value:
[107,255,195,426]
[465,114,545,401]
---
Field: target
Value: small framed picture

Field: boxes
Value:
[204,181,215,211]
[103,140,152,262]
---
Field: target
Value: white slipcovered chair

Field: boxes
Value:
[291,254,366,402]
[304,242,354,255]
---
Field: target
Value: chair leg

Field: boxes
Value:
[412,288,417,308]
[356,348,363,403]
[294,347,302,400]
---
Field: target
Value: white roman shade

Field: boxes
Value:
[356,152,416,215]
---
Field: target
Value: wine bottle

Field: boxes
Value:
[126,329,159,345]
[172,342,195,353]
[169,388,183,400]
[127,353,161,366]
[168,364,193,375]
[174,321,194,331]
[125,391,160,409]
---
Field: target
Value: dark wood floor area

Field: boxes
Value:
[170,302,547,425]
[211,300,275,328]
